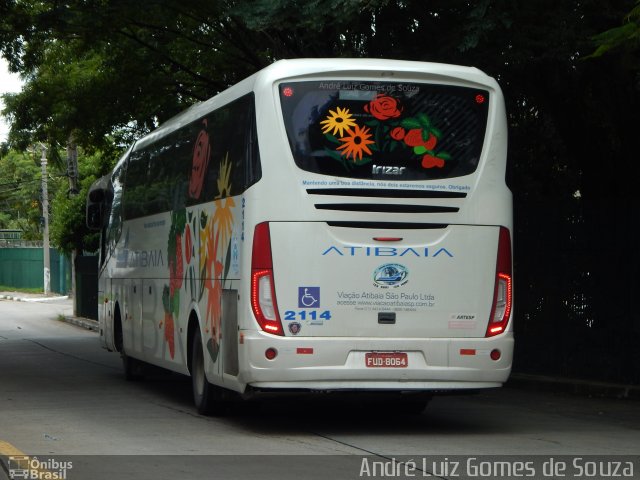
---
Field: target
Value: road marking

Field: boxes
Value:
[0,440,24,456]
[0,441,70,479]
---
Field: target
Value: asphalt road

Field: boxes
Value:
[1,297,639,479]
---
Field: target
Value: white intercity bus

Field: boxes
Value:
[87,58,513,415]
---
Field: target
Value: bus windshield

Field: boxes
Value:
[279,80,490,181]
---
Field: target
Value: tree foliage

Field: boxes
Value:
[590,0,640,58]
[49,149,113,255]
[0,148,64,240]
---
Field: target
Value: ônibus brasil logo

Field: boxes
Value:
[373,263,409,288]
[8,456,73,480]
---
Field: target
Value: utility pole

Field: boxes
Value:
[41,144,50,295]
[67,135,78,307]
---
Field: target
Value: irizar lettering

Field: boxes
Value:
[372,164,406,175]
[322,246,453,257]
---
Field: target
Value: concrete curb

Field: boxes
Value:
[0,294,69,302]
[59,315,99,332]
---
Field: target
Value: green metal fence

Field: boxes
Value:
[0,247,71,294]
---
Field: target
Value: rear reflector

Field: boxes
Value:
[251,223,284,336]
[486,227,513,337]
[265,348,278,360]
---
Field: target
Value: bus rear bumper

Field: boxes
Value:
[237,332,513,391]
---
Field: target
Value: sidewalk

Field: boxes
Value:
[1,291,638,400]
[0,290,99,331]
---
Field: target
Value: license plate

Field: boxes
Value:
[365,352,408,368]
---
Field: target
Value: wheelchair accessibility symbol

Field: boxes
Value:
[298,287,320,308]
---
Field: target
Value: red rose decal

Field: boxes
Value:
[184,224,192,264]
[164,312,175,359]
[390,127,406,141]
[403,129,424,147]
[365,94,403,121]
[423,133,437,151]
[189,120,210,199]
[422,154,445,168]
[169,234,183,296]
[403,129,438,150]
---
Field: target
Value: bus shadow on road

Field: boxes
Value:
[231,393,511,436]
[117,365,514,436]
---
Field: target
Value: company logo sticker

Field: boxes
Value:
[288,322,302,335]
[298,287,320,308]
[449,313,477,330]
[373,263,409,288]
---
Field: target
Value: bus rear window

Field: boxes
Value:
[279,81,489,181]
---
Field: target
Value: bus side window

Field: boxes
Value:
[244,94,262,191]
[122,150,148,220]
[107,164,125,255]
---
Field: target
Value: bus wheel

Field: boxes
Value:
[191,329,227,416]
[121,352,145,381]
[114,309,144,381]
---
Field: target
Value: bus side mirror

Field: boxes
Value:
[86,175,113,230]
[86,203,104,230]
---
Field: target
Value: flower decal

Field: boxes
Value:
[162,208,186,360]
[364,94,403,120]
[336,124,375,161]
[213,153,235,250]
[189,120,211,199]
[390,127,406,141]
[320,107,357,137]
[320,91,451,171]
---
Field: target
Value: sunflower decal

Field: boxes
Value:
[336,124,375,161]
[320,107,357,137]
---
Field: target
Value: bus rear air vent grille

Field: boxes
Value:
[307,188,463,214]
[306,188,466,199]
[314,203,459,214]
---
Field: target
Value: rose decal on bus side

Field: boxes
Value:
[189,119,211,199]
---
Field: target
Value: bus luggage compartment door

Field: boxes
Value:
[268,222,504,339]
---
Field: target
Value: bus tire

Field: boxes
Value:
[122,352,145,381]
[114,307,144,381]
[191,328,227,416]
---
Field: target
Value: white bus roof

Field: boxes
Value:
[134,58,494,151]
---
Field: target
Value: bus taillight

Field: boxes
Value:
[251,223,284,336]
[486,227,513,337]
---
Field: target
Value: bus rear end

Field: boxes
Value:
[240,60,512,395]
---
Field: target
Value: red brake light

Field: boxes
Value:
[486,227,513,337]
[251,223,284,336]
